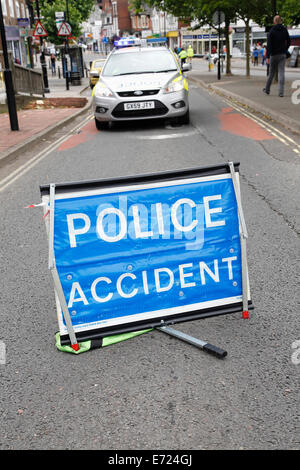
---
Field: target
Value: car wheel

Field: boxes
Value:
[176,109,190,125]
[95,118,109,130]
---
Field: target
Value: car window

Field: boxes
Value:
[102,50,178,77]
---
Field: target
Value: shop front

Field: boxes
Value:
[166,30,178,50]
[4,25,26,65]
[181,29,227,56]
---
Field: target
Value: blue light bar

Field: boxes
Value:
[114,38,141,48]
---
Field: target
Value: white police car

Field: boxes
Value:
[93,40,190,130]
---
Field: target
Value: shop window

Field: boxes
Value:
[16,1,21,17]
[8,0,14,17]
[1,0,8,16]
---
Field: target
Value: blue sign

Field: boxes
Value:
[17,18,30,28]
[43,166,250,341]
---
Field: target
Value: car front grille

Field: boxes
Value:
[112,100,168,118]
[117,89,159,97]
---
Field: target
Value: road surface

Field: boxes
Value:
[0,82,299,450]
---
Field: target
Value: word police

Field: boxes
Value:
[66,195,225,246]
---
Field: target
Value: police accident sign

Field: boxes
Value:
[40,164,251,344]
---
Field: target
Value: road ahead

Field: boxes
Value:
[0,82,299,450]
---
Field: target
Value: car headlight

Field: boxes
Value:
[163,76,185,94]
[94,82,114,98]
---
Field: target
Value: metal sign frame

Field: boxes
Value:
[33,20,48,38]
[57,21,72,37]
[40,163,253,348]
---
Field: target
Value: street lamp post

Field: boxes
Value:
[65,0,70,90]
[0,0,19,130]
[35,0,49,93]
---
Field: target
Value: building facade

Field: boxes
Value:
[1,0,34,66]
[100,0,132,41]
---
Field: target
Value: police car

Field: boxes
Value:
[93,38,191,130]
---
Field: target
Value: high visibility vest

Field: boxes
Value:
[187,47,194,57]
[179,49,187,59]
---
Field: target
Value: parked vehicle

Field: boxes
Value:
[93,44,191,130]
[89,59,106,88]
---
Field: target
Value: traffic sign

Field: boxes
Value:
[57,22,72,36]
[40,163,252,346]
[212,10,225,26]
[33,20,48,37]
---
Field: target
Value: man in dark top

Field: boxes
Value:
[263,15,291,97]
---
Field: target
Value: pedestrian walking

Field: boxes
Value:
[259,46,264,65]
[252,47,259,66]
[50,53,56,75]
[262,44,267,66]
[178,47,187,67]
[187,44,194,63]
[263,15,291,97]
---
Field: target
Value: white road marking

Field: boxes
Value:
[0,114,93,193]
[223,98,300,154]
[134,129,198,140]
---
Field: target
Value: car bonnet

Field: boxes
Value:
[99,71,180,92]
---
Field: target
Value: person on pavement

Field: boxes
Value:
[178,47,187,67]
[50,53,56,75]
[262,44,267,66]
[252,47,259,66]
[263,15,291,97]
[187,45,194,63]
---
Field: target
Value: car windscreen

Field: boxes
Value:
[102,50,178,77]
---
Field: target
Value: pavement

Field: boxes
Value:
[0,57,299,164]
[0,72,92,163]
[189,58,300,135]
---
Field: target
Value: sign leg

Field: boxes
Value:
[157,326,227,359]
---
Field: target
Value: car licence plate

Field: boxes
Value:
[124,101,155,111]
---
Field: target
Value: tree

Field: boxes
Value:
[252,0,300,27]
[234,1,275,77]
[190,0,239,76]
[39,0,95,46]
[279,0,300,25]
[131,0,299,77]
[131,0,238,75]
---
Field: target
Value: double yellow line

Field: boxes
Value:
[223,98,300,155]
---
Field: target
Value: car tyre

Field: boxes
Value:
[176,109,190,125]
[95,118,109,131]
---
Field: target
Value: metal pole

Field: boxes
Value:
[65,0,69,90]
[228,162,249,319]
[35,0,49,93]
[0,1,19,130]
[218,12,221,80]
[157,326,227,359]
[47,184,78,351]
[208,35,211,71]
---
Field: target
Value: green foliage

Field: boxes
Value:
[278,0,300,26]
[39,0,95,45]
